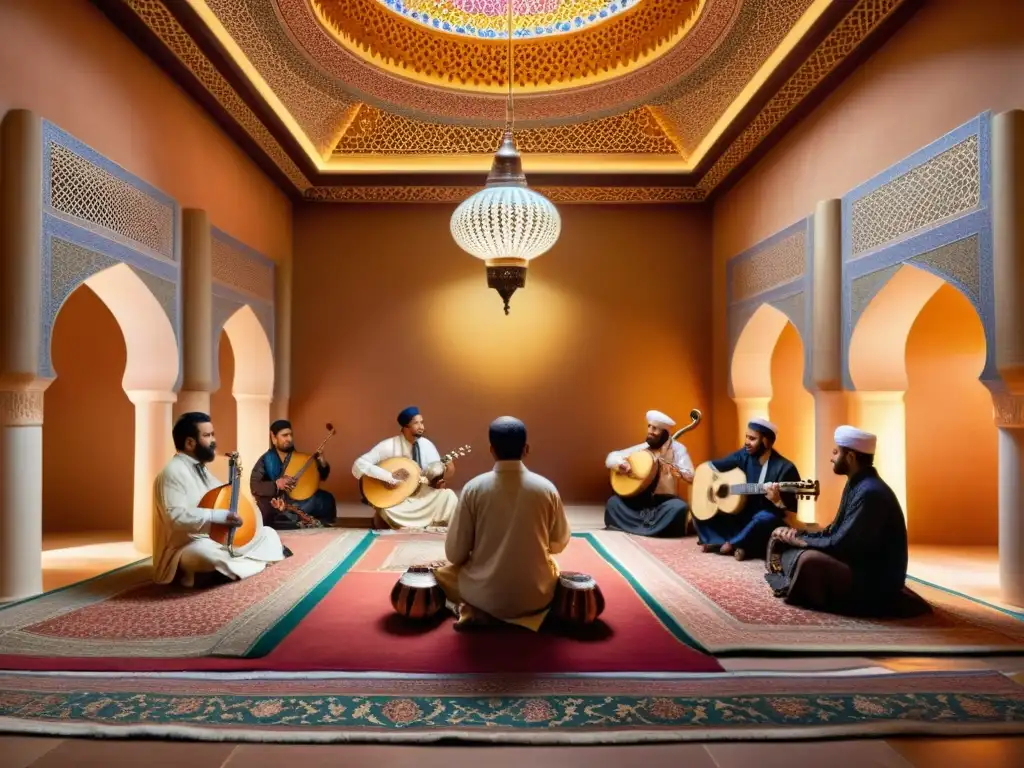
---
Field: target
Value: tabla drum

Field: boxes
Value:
[391,565,446,620]
[551,571,605,625]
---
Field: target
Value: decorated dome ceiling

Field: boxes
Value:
[96,0,921,203]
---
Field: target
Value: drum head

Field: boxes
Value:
[558,571,596,590]
[400,569,438,589]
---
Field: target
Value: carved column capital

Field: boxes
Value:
[992,393,1024,428]
[0,376,52,427]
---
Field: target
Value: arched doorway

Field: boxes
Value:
[211,305,274,500]
[43,263,179,554]
[850,264,996,545]
[731,303,815,523]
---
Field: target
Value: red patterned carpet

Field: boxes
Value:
[0,533,723,674]
[596,532,1024,654]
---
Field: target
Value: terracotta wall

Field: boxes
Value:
[43,287,134,535]
[905,283,997,545]
[209,332,239,483]
[0,0,292,262]
[711,0,1024,516]
[290,203,713,503]
[768,321,816,520]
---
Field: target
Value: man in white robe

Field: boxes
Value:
[153,412,287,587]
[604,410,694,537]
[352,406,458,529]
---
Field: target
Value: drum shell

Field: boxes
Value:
[551,572,605,624]
[391,568,446,620]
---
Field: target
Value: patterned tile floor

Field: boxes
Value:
[6,507,1021,763]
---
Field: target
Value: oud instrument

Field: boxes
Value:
[610,409,702,498]
[283,423,337,502]
[690,462,820,522]
[203,451,259,557]
[361,445,471,510]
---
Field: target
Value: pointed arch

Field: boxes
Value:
[731,302,792,399]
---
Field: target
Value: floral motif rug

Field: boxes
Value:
[0,530,369,658]
[0,669,1021,743]
[593,532,1024,655]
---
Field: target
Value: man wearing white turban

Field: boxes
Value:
[604,410,695,537]
[692,417,801,560]
[765,426,914,617]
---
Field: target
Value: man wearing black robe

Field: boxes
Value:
[692,417,800,560]
[765,425,916,617]
[250,420,337,529]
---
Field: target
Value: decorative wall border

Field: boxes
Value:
[840,112,995,390]
[725,216,815,397]
[210,227,276,391]
[39,121,184,389]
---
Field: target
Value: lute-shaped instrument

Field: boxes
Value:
[202,451,259,557]
[610,409,702,498]
[690,462,820,521]
[283,423,337,502]
[361,444,471,510]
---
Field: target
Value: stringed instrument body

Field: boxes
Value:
[690,463,820,522]
[361,445,471,510]
[610,409,702,498]
[203,452,259,556]
[282,423,337,502]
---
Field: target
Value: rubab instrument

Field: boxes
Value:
[609,409,702,498]
[361,445,472,509]
[690,463,820,521]
[203,451,259,557]
[282,423,337,504]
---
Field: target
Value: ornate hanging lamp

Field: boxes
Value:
[449,0,561,315]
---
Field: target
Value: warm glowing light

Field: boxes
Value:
[450,185,562,264]
[422,275,580,392]
[850,390,908,520]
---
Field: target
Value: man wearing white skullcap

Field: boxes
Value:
[692,417,802,561]
[765,425,914,617]
[604,410,695,537]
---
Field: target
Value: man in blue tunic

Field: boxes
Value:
[249,420,337,529]
[765,426,914,617]
[693,417,800,561]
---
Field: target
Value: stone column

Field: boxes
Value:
[0,110,46,601]
[810,199,848,523]
[174,209,213,418]
[126,390,177,555]
[235,393,272,506]
[271,254,292,421]
[993,109,1024,605]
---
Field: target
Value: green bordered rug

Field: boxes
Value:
[0,669,1021,743]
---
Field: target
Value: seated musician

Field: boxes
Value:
[250,419,337,529]
[604,410,694,537]
[694,417,800,561]
[766,426,915,617]
[435,416,571,631]
[351,406,457,529]
[153,412,287,588]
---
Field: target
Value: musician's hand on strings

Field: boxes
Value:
[225,511,243,526]
[764,482,782,504]
[275,477,292,491]
[270,497,287,512]
[773,527,805,547]
[315,451,327,466]
[617,460,632,475]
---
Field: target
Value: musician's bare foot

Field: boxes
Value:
[733,548,747,561]
[700,543,720,553]
[453,603,497,631]
[720,542,735,556]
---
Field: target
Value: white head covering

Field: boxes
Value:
[834,425,877,454]
[646,410,675,430]
[748,416,778,439]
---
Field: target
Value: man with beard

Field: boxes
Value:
[693,417,800,560]
[249,420,337,529]
[604,410,694,537]
[765,426,914,616]
[352,406,458,529]
[152,412,287,588]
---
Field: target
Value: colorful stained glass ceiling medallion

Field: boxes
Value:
[375,0,638,38]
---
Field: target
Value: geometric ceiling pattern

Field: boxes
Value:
[93,0,921,203]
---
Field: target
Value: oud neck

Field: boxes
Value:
[728,482,801,496]
[229,461,240,514]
